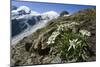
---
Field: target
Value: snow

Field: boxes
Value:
[30,11,40,16]
[42,11,59,20]
[17,6,31,14]
[43,11,59,17]
[12,10,18,16]
[11,6,41,20]
[11,6,60,45]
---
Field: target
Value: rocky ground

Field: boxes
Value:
[11,8,96,66]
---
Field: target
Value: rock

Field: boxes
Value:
[25,58,34,65]
[27,59,32,64]
[38,47,50,55]
[60,11,69,17]
[51,56,61,63]
[42,56,52,64]
[30,53,36,58]
[25,42,32,52]
[11,59,15,66]
[33,27,55,50]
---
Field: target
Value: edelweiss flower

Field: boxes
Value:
[70,22,79,25]
[57,24,64,31]
[79,30,91,36]
[68,39,78,51]
[66,22,79,29]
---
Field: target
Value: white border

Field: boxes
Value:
[20,0,96,5]
[0,0,98,67]
[0,0,10,67]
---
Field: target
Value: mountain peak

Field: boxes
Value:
[17,6,31,14]
[42,11,59,20]
[43,11,59,16]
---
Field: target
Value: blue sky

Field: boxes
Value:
[12,1,96,14]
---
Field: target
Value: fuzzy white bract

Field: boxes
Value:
[79,30,91,36]
[57,24,64,31]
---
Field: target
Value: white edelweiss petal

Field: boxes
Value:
[72,44,75,49]
[69,39,72,43]
[77,41,82,44]
[74,39,78,42]
[86,32,91,36]
[47,41,50,45]
[68,45,72,51]
[52,41,55,44]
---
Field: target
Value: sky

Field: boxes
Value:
[12,1,96,14]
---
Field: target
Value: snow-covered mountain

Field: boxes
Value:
[11,6,59,45]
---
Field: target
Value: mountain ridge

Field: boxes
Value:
[11,6,59,45]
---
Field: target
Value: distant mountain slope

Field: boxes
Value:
[11,6,59,45]
[11,8,96,66]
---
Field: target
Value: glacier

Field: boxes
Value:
[11,6,59,45]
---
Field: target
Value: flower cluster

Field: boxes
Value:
[47,31,60,45]
[57,22,79,31]
[67,22,79,28]
[47,22,80,45]
[79,29,91,36]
